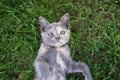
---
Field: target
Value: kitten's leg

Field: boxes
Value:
[51,73,66,80]
[58,72,66,80]
[59,76,66,80]
[68,61,92,80]
[34,57,52,80]
[34,74,41,80]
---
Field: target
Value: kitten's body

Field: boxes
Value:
[34,13,92,80]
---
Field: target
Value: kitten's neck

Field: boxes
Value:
[42,42,68,48]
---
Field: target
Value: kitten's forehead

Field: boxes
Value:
[48,22,66,31]
[48,22,62,28]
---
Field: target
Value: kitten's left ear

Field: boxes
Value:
[39,16,49,32]
[60,13,70,28]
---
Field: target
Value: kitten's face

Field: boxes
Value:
[39,13,70,47]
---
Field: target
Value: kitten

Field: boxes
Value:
[34,13,92,80]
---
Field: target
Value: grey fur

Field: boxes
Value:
[34,13,92,80]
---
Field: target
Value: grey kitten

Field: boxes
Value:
[34,13,92,80]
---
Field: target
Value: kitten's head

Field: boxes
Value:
[39,13,70,47]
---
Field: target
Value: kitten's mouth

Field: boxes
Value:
[49,41,64,47]
[55,41,62,45]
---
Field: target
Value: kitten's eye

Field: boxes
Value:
[48,33,54,37]
[60,31,65,35]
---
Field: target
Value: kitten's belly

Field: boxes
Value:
[45,50,67,69]
[51,52,67,80]
[56,52,67,71]
[45,51,67,72]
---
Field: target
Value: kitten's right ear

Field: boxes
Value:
[60,13,70,28]
[39,16,49,32]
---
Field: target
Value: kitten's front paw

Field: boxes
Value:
[85,76,93,80]
[34,74,41,80]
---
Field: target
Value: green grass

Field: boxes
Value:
[0,0,120,80]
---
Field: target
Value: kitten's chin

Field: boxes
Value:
[44,42,67,47]
[54,43,66,47]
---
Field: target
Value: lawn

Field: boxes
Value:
[0,0,120,80]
